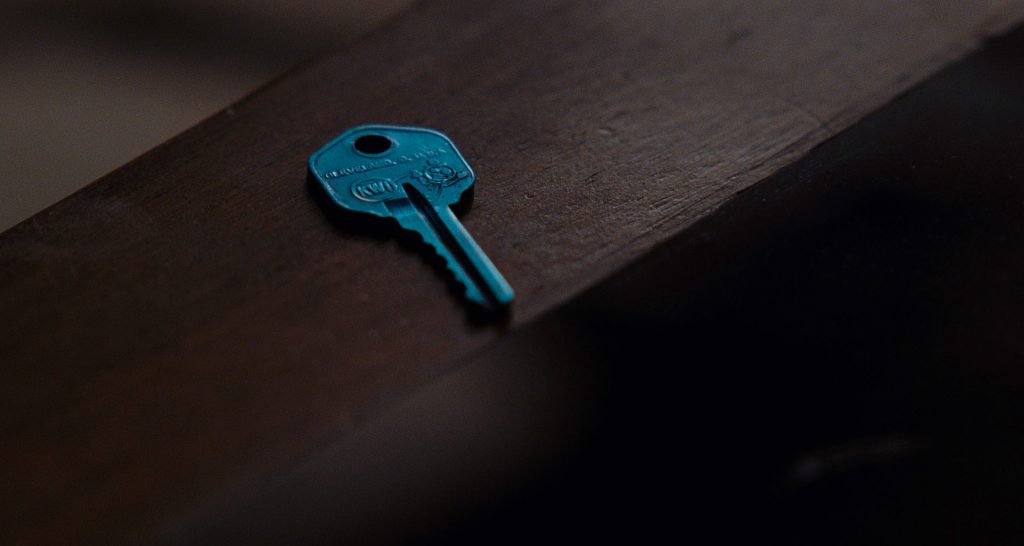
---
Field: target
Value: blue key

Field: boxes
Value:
[309,125,514,309]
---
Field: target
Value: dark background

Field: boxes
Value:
[0,0,411,232]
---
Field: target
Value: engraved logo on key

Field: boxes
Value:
[412,159,469,189]
[351,178,399,202]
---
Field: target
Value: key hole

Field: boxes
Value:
[353,134,393,155]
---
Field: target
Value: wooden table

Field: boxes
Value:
[3,1,1024,543]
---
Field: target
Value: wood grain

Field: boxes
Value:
[2,0,1024,542]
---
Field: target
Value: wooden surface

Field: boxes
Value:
[169,28,1024,543]
[3,0,1024,543]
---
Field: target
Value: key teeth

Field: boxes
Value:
[406,229,484,304]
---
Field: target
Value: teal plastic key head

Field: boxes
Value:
[308,125,475,217]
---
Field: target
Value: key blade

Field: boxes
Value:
[390,184,514,309]
[386,198,489,307]
[428,201,515,307]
